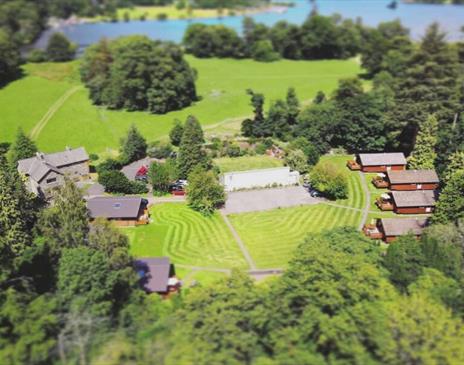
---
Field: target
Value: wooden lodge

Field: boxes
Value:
[372,169,439,191]
[347,152,407,172]
[376,190,438,214]
[87,196,149,226]
[134,257,181,296]
[363,217,429,243]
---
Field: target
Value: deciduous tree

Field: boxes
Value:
[187,166,225,215]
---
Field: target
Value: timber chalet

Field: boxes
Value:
[363,217,429,243]
[376,190,438,214]
[372,169,440,190]
[347,152,407,172]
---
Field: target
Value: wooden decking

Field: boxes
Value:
[362,223,383,240]
[347,160,361,171]
[376,197,394,211]
[372,176,389,188]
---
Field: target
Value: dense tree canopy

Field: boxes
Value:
[81,36,197,114]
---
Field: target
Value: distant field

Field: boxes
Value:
[126,203,247,269]
[112,5,232,21]
[229,204,363,268]
[0,57,362,154]
[214,155,284,173]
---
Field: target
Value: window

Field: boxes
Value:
[46,177,57,184]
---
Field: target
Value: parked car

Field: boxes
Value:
[309,188,322,198]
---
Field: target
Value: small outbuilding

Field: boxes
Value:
[363,217,429,243]
[134,257,180,295]
[347,153,407,172]
[87,196,149,226]
[220,166,299,192]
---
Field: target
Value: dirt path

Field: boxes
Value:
[29,85,82,140]
[220,210,257,270]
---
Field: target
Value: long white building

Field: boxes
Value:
[220,166,300,192]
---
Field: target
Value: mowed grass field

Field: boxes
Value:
[229,204,363,268]
[214,155,284,173]
[126,203,247,269]
[0,57,362,154]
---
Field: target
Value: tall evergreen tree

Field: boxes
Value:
[177,116,209,179]
[442,151,464,184]
[38,179,89,252]
[120,124,147,164]
[286,87,300,126]
[169,120,184,147]
[9,128,38,165]
[433,170,464,224]
[241,89,266,138]
[266,100,289,139]
[407,114,438,170]
[388,23,461,153]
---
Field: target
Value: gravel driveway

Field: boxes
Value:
[222,186,323,214]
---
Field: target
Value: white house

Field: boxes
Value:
[220,167,300,192]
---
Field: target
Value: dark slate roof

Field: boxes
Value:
[387,170,439,184]
[391,190,438,207]
[87,196,145,219]
[380,217,429,236]
[18,147,89,182]
[134,257,171,293]
[358,153,407,166]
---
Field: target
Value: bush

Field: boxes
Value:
[28,49,47,63]
[96,158,124,173]
[284,149,308,173]
[46,32,76,62]
[225,144,241,157]
[310,161,348,199]
[255,143,267,155]
[157,13,168,20]
[251,40,280,62]
[89,153,99,161]
[187,166,225,215]
[147,141,173,159]
[98,170,148,194]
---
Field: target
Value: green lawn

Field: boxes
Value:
[229,204,363,269]
[214,155,284,173]
[0,57,362,154]
[112,5,235,21]
[125,203,247,269]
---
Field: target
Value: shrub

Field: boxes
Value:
[225,144,241,158]
[46,32,76,62]
[285,149,308,173]
[96,158,124,173]
[89,153,99,161]
[157,13,168,20]
[310,161,348,199]
[28,49,47,63]
[147,141,173,159]
[98,170,148,194]
[187,166,225,215]
[251,40,280,62]
[255,143,267,155]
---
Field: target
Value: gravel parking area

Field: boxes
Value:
[223,186,323,214]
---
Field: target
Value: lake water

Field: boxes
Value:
[35,0,464,52]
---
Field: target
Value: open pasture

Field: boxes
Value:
[0,58,362,154]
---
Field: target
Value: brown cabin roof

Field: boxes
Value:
[134,257,171,293]
[391,190,438,207]
[387,170,439,185]
[358,153,406,166]
[380,217,429,236]
[87,196,147,219]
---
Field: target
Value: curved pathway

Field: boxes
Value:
[29,85,82,140]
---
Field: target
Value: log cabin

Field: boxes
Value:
[134,257,181,295]
[347,152,407,172]
[372,169,440,190]
[363,217,429,243]
[377,190,438,214]
[87,196,149,226]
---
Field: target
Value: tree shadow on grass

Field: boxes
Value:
[0,68,25,89]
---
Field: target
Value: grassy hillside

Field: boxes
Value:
[214,155,284,173]
[0,57,362,154]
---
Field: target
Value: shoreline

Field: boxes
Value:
[47,5,290,29]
